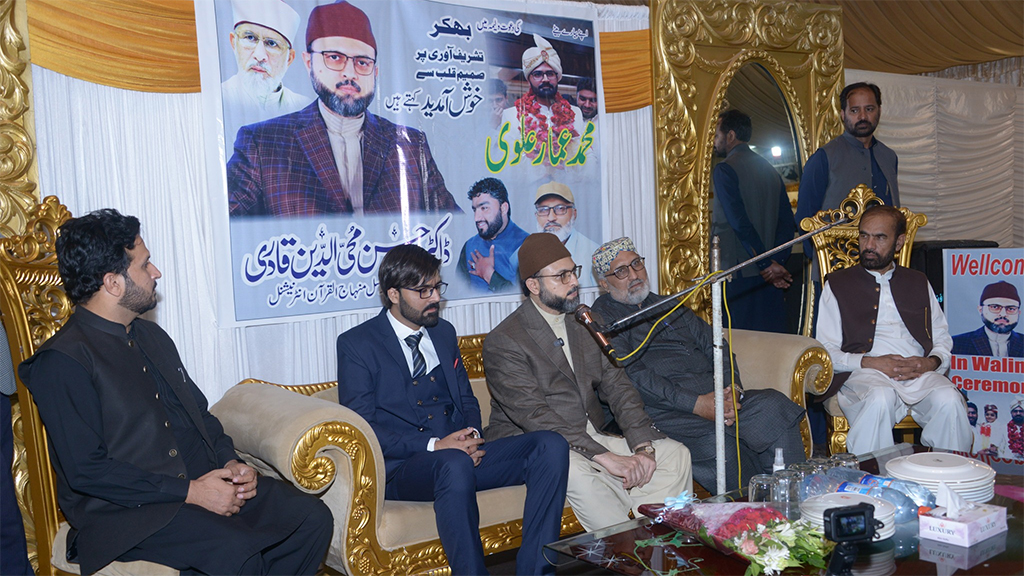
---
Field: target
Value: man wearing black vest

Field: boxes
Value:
[815,206,971,455]
[19,210,332,575]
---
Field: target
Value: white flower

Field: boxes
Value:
[759,545,791,575]
[775,522,797,545]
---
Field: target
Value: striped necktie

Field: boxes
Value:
[405,332,426,378]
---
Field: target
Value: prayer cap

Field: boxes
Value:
[306,1,376,52]
[519,233,571,281]
[980,281,1020,305]
[522,34,562,78]
[232,0,301,49]
[592,237,637,277]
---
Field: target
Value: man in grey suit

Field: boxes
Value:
[589,237,805,493]
[483,233,692,532]
[711,109,795,333]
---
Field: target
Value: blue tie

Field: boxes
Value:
[405,332,426,378]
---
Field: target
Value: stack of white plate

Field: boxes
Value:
[799,493,896,541]
[884,453,995,503]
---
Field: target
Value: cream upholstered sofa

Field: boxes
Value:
[209,328,831,576]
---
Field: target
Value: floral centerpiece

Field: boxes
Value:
[639,494,833,576]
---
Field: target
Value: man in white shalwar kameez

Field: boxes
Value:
[816,206,972,455]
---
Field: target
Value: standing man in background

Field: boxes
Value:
[711,109,795,333]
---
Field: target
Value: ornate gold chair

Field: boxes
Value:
[0,196,176,575]
[800,185,929,454]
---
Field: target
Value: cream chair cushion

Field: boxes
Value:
[51,523,178,575]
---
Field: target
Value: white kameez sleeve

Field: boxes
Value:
[927,283,952,373]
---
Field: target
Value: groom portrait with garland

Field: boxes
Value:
[499,34,588,169]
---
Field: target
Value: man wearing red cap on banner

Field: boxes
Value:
[227,1,460,217]
[952,280,1023,358]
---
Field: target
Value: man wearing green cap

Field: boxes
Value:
[483,233,692,532]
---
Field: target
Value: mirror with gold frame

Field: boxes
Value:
[651,0,845,317]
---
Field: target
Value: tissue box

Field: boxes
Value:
[919,532,1007,571]
[919,503,1007,546]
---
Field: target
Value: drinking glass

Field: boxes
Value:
[830,452,859,469]
[788,461,815,480]
[807,457,831,475]
[748,474,776,503]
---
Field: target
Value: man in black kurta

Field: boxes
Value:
[19,209,332,575]
[590,237,805,492]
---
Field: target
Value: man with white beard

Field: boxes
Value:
[533,182,598,286]
[221,0,308,117]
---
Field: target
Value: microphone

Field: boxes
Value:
[574,304,614,355]
[554,338,564,347]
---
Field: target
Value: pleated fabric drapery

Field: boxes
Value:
[30,4,655,403]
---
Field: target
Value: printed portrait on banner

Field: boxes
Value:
[944,247,1024,466]
[208,0,602,321]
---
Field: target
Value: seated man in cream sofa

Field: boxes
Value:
[336,244,569,576]
[589,237,805,492]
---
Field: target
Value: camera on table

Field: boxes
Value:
[824,504,884,576]
[823,503,880,543]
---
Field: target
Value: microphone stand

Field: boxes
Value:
[604,218,850,333]
[578,217,849,495]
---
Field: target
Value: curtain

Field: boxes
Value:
[30,3,655,403]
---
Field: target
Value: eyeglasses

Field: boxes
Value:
[986,304,1020,314]
[529,70,558,81]
[403,282,447,299]
[606,257,645,279]
[236,29,289,56]
[311,51,376,75]
[535,204,573,217]
[534,266,581,284]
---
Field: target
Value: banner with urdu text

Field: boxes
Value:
[944,248,1024,464]
[199,0,604,323]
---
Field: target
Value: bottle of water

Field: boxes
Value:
[800,474,925,523]
[825,467,936,508]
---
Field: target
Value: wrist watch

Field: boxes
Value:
[634,445,656,458]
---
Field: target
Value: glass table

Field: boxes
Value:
[546,445,1023,575]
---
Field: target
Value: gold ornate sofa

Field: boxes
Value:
[208,326,832,576]
[800,184,929,454]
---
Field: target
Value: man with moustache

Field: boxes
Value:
[966,402,987,455]
[533,182,598,286]
[457,178,529,293]
[19,210,332,575]
[710,110,795,333]
[228,1,460,217]
[576,78,598,124]
[221,0,308,120]
[483,233,691,532]
[336,244,568,575]
[816,205,971,454]
[952,281,1023,357]
[796,83,899,226]
[500,35,586,168]
[589,237,805,492]
[1009,399,1024,459]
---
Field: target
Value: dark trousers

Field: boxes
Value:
[1,394,32,575]
[119,479,333,575]
[386,431,569,576]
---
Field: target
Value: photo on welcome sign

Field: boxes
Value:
[200,0,603,322]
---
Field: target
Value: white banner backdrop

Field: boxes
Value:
[30,2,654,403]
